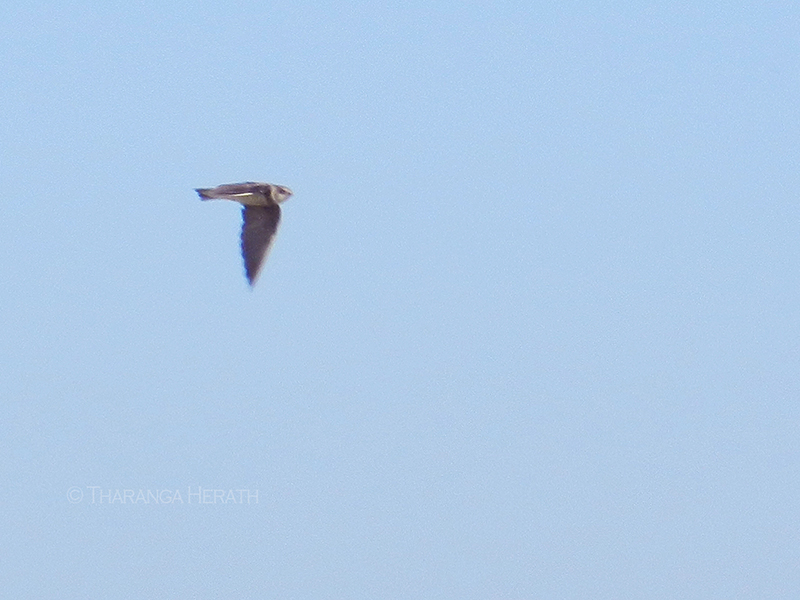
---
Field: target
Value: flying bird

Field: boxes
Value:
[196,182,293,286]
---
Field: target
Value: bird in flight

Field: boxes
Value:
[196,182,293,286]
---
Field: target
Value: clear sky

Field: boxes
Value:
[2,1,799,598]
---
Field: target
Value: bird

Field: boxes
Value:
[196,182,293,286]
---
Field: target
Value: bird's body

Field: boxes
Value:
[196,182,293,286]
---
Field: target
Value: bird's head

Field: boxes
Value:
[274,186,293,203]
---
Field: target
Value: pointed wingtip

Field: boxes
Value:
[244,263,259,288]
[195,188,210,200]
[245,268,261,288]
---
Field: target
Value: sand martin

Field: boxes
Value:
[196,182,293,286]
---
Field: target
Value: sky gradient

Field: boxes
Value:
[2,1,800,598]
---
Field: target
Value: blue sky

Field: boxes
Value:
[2,1,800,598]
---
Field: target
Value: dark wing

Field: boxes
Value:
[240,205,281,286]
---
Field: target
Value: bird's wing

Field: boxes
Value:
[240,205,281,286]
[197,182,268,202]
